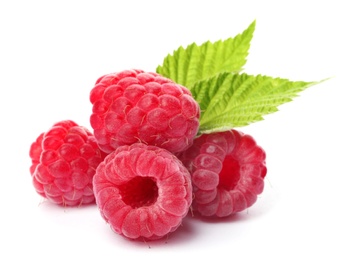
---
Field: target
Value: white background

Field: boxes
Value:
[1,0,357,259]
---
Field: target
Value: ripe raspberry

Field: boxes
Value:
[29,120,108,206]
[177,129,267,217]
[93,143,192,240]
[89,69,200,154]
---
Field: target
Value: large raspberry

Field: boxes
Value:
[89,69,200,154]
[29,120,108,206]
[93,143,192,240]
[177,129,267,217]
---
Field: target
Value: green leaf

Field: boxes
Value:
[191,72,320,134]
[156,20,256,90]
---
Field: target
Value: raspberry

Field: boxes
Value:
[93,143,192,240]
[177,129,267,217]
[29,120,108,206]
[89,69,200,154]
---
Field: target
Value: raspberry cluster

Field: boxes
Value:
[29,69,266,241]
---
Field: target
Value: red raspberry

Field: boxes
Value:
[177,129,267,217]
[29,120,108,206]
[89,69,200,154]
[93,143,192,240]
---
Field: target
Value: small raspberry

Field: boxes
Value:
[93,143,192,240]
[89,69,200,154]
[177,129,267,217]
[29,120,108,206]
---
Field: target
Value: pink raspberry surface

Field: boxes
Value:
[29,120,108,206]
[93,143,192,240]
[177,129,267,217]
[89,69,200,154]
